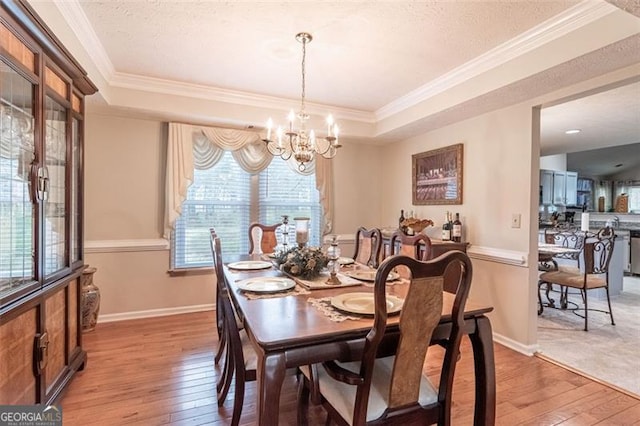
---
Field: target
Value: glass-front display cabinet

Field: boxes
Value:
[0,0,97,405]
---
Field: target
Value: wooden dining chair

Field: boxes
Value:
[248,222,281,255]
[211,233,257,425]
[538,228,615,331]
[389,231,432,278]
[297,251,473,425]
[209,229,226,365]
[352,227,382,268]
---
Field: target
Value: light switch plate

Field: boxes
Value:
[511,213,521,228]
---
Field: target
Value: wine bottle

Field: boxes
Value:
[441,212,451,241]
[399,209,405,230]
[452,213,462,242]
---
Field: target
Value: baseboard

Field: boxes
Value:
[493,332,539,356]
[98,304,215,323]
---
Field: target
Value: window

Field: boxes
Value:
[629,186,640,213]
[171,151,321,269]
[258,158,321,246]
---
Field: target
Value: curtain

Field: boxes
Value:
[164,122,334,238]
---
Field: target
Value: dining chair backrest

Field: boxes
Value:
[352,227,382,268]
[318,251,473,425]
[248,222,280,255]
[583,228,615,275]
[389,231,432,279]
[547,227,585,264]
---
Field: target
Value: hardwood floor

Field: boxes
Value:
[60,311,640,425]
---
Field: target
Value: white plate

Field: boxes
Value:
[338,257,355,265]
[227,260,273,271]
[343,270,400,282]
[331,292,403,315]
[236,277,295,293]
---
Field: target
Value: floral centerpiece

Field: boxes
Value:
[275,246,328,279]
[401,217,434,234]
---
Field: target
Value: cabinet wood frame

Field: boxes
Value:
[0,0,97,406]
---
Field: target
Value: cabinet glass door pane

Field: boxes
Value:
[70,118,80,263]
[0,62,36,300]
[44,96,66,276]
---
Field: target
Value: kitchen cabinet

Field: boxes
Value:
[553,172,567,205]
[542,170,577,206]
[540,170,554,205]
[565,171,578,206]
[0,0,97,405]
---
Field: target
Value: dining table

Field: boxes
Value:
[222,254,496,426]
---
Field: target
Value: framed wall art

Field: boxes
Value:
[412,143,463,205]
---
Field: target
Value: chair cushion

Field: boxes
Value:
[302,356,437,425]
[539,270,606,289]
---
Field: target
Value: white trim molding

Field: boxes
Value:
[84,239,169,253]
[99,304,214,324]
[493,332,538,356]
[376,1,617,120]
[467,245,528,267]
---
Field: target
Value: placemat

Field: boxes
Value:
[291,271,364,290]
[307,297,363,322]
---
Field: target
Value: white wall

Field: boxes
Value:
[379,103,536,348]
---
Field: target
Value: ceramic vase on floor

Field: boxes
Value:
[81,266,101,332]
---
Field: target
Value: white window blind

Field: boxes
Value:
[259,159,321,247]
[172,151,251,269]
[171,152,322,270]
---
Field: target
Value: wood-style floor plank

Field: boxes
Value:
[60,311,640,425]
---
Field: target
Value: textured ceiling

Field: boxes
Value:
[37,0,640,159]
[78,0,580,111]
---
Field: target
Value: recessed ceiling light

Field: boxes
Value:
[565,129,581,134]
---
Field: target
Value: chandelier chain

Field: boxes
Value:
[300,36,307,117]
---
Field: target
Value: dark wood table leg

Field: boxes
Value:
[469,315,496,426]
[257,352,287,426]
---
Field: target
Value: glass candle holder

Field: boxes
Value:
[279,215,290,253]
[294,217,310,247]
[326,235,341,285]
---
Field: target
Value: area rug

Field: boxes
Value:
[537,276,640,397]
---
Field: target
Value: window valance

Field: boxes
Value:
[164,122,334,239]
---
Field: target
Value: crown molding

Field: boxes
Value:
[375,0,619,120]
[53,0,115,84]
[54,0,617,127]
[109,72,375,123]
[51,0,372,123]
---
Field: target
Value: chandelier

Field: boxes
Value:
[263,32,341,171]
